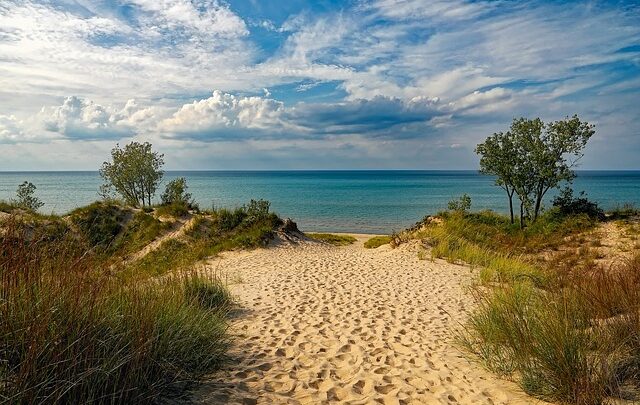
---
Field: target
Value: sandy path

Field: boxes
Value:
[191,235,533,404]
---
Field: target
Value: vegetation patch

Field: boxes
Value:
[364,235,392,248]
[306,233,357,246]
[409,208,640,403]
[0,219,231,404]
[126,201,281,279]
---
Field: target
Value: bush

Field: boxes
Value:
[156,201,190,217]
[70,202,128,250]
[216,207,247,231]
[552,187,605,220]
[448,193,471,213]
[161,178,193,206]
[0,219,230,404]
[13,181,44,212]
[244,199,271,224]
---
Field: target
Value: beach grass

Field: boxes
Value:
[306,233,357,246]
[0,217,231,404]
[125,205,281,279]
[412,209,640,403]
[364,235,392,248]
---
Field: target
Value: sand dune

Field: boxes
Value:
[191,235,535,404]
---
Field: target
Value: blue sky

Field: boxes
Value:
[0,0,639,170]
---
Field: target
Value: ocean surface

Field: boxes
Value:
[0,171,638,234]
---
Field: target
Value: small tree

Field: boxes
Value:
[526,115,595,221]
[161,177,193,207]
[99,142,164,207]
[14,181,44,211]
[476,115,594,228]
[448,194,471,213]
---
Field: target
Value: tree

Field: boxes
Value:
[99,142,164,207]
[476,132,518,223]
[448,194,472,213]
[14,181,44,211]
[161,177,193,206]
[526,115,595,221]
[476,115,594,228]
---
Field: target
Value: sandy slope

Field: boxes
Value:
[191,235,534,404]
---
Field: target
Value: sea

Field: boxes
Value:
[0,171,638,234]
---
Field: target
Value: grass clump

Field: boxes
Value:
[0,218,231,404]
[0,200,20,213]
[307,233,357,246]
[127,200,282,278]
[70,201,169,257]
[364,235,392,248]
[421,210,640,403]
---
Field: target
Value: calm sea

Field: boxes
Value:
[0,171,638,233]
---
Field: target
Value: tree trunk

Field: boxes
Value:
[533,189,543,221]
[508,190,515,224]
[519,202,525,229]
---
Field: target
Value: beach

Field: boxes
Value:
[191,234,533,404]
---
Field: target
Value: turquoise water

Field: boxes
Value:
[0,171,638,233]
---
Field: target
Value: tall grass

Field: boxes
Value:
[126,205,281,279]
[431,211,640,403]
[0,218,231,404]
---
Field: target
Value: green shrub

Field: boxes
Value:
[13,181,44,212]
[244,199,271,224]
[216,207,247,231]
[70,201,128,250]
[552,187,605,220]
[447,193,471,213]
[364,235,392,248]
[155,201,190,217]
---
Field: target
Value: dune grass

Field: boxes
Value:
[126,205,282,279]
[306,233,357,246]
[364,235,392,248]
[415,210,640,403]
[0,218,232,404]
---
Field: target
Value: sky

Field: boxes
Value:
[0,0,639,170]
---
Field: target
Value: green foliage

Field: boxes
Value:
[155,202,190,217]
[70,201,128,250]
[447,193,472,213]
[552,187,604,220]
[461,284,612,404]
[476,115,595,227]
[307,233,357,246]
[424,210,640,404]
[70,202,168,256]
[364,235,392,248]
[127,201,281,279]
[0,220,230,404]
[184,273,233,309]
[100,142,164,207]
[245,199,271,223]
[13,181,44,211]
[161,177,193,207]
[216,207,247,231]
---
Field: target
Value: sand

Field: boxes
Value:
[191,234,535,404]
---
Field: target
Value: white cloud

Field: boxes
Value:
[39,96,153,140]
[160,90,291,138]
[0,115,24,143]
